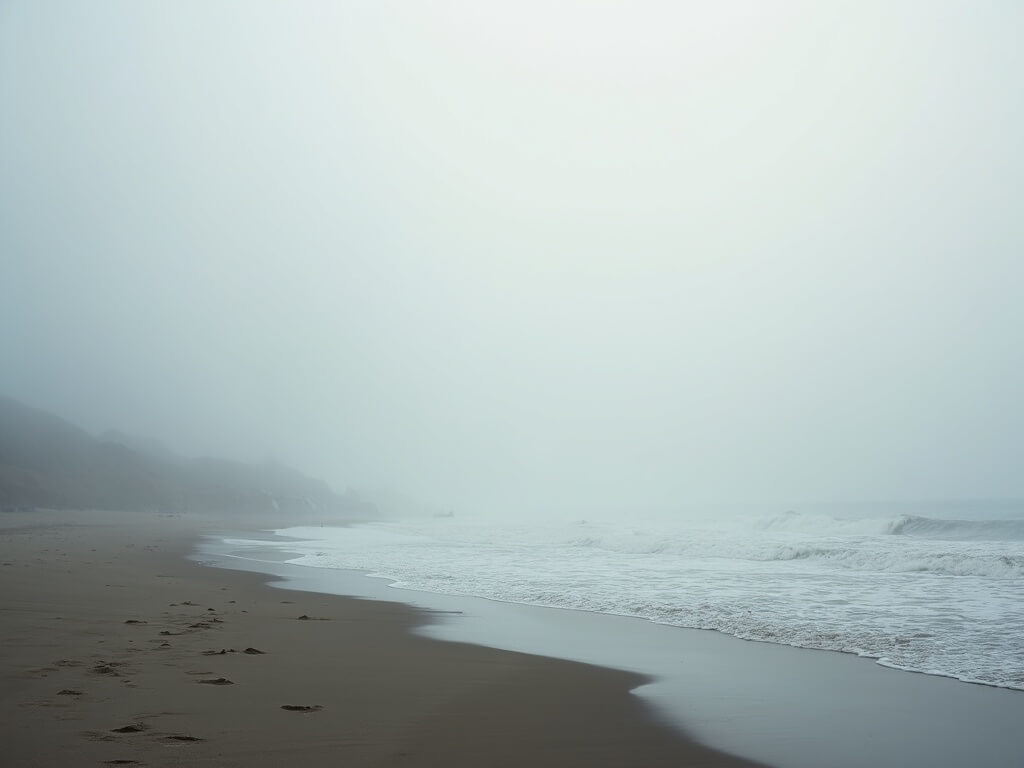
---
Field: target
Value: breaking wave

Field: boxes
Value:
[560,516,1024,578]
[225,508,1024,691]
[885,514,1024,541]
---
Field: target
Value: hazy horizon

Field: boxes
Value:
[3,2,1022,516]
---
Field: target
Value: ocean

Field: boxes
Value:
[223,508,1024,692]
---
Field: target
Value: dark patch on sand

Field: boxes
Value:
[159,734,203,743]
[110,723,148,734]
[82,731,119,742]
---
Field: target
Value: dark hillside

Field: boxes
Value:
[0,396,373,518]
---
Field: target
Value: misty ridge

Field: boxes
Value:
[0,395,375,518]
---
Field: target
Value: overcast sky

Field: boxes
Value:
[1,1,1021,515]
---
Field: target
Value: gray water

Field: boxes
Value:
[196,532,1024,768]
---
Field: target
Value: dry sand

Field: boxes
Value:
[0,509,766,767]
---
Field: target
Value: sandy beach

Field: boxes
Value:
[0,509,764,767]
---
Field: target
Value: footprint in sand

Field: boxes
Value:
[110,723,149,734]
[92,662,124,677]
[82,731,119,742]
[159,734,203,744]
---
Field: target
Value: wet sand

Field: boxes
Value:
[0,509,765,767]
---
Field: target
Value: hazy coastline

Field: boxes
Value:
[0,508,766,767]
[3,4,1022,766]
[203,523,1024,768]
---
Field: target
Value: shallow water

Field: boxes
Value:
[198,523,1024,768]
[228,511,1024,690]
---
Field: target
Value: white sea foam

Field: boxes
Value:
[226,510,1024,691]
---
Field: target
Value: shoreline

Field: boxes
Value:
[0,509,764,767]
[212,536,1017,693]
[207,522,1024,768]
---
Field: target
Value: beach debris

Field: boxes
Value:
[243,647,265,654]
[201,648,236,655]
[103,760,142,765]
[197,677,234,685]
[187,622,211,629]
[281,704,322,712]
[124,620,146,625]
[57,689,83,696]
[296,614,310,620]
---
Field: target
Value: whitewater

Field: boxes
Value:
[226,510,1024,691]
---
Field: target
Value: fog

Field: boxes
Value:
[2,1,1022,517]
